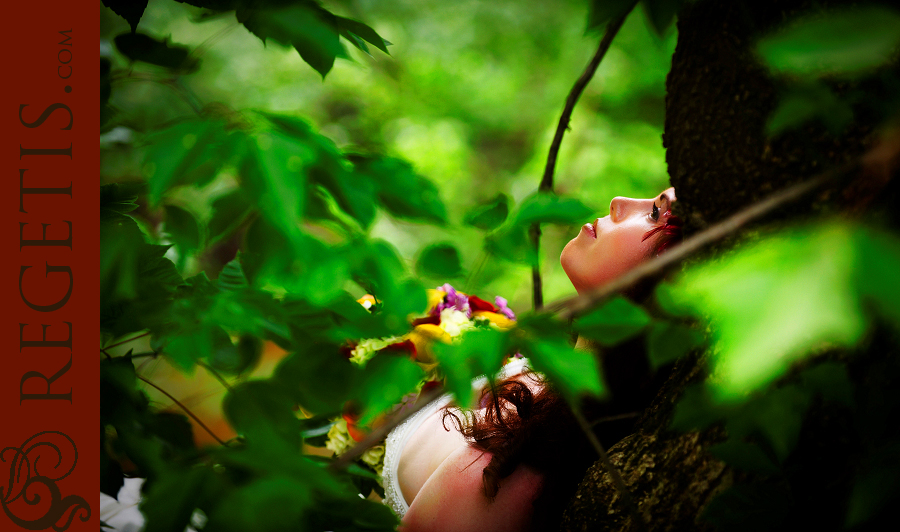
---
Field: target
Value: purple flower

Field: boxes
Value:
[495,296,516,320]
[433,283,471,317]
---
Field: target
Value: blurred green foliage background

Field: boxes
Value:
[101,0,674,310]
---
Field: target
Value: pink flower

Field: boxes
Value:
[494,296,516,320]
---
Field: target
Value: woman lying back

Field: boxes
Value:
[389,188,682,531]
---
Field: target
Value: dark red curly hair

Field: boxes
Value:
[442,373,602,530]
[643,209,683,256]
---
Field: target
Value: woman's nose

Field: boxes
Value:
[609,196,643,222]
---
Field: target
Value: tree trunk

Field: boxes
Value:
[560,0,898,530]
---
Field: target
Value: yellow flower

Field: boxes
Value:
[361,445,386,480]
[325,419,353,456]
[426,289,446,311]
[472,311,516,330]
[357,294,377,310]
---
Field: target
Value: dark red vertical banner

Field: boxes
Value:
[3,1,98,531]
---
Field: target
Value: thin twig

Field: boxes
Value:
[105,331,151,350]
[190,22,240,61]
[198,360,234,392]
[540,6,634,193]
[570,407,647,532]
[532,4,636,310]
[590,411,640,426]
[464,251,489,293]
[138,375,229,447]
[547,160,856,320]
[329,386,447,470]
[125,351,160,359]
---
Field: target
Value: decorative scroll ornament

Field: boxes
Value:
[1,431,91,531]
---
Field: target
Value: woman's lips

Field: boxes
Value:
[582,222,596,239]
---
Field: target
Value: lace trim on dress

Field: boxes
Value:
[382,394,452,517]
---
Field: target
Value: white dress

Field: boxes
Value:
[381,358,531,517]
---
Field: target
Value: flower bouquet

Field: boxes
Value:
[323,283,518,487]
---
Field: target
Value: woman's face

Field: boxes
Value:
[561,187,676,293]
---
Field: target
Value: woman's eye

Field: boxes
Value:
[650,204,660,222]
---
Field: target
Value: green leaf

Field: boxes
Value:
[574,296,651,346]
[352,155,447,224]
[143,118,231,204]
[664,224,868,399]
[654,282,697,318]
[701,483,791,532]
[416,243,464,279]
[766,81,854,137]
[708,439,780,475]
[100,183,142,224]
[261,113,375,228]
[433,328,510,408]
[641,0,682,37]
[379,279,428,335]
[208,190,253,243]
[464,194,510,231]
[799,362,854,407]
[725,385,810,463]
[217,257,248,291]
[163,325,232,372]
[513,193,594,226]
[484,224,537,266]
[140,467,210,532]
[223,380,301,446]
[100,58,115,128]
[670,384,731,432]
[113,32,199,72]
[163,205,201,261]
[100,357,147,425]
[274,342,358,415]
[100,219,182,319]
[646,320,705,368]
[102,0,149,33]
[241,216,293,284]
[587,0,637,34]
[673,382,811,463]
[756,5,900,78]
[205,475,313,532]
[146,412,195,453]
[356,356,425,424]
[241,130,308,247]
[845,441,900,527]
[351,239,407,298]
[336,16,390,55]
[206,289,292,341]
[521,332,604,402]
[855,228,900,330]
[237,4,344,78]
[346,497,400,530]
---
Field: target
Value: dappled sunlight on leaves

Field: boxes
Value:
[661,223,900,399]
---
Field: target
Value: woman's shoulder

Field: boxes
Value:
[400,445,543,532]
